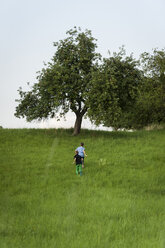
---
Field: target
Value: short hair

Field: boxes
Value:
[81,142,84,146]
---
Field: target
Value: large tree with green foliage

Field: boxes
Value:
[15,27,100,135]
[87,47,143,130]
[130,48,165,128]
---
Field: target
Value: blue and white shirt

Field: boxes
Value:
[76,146,85,158]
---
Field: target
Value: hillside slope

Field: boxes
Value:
[0,128,165,248]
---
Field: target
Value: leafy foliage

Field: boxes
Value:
[15,27,100,134]
[87,47,143,129]
[130,48,165,128]
[15,26,165,132]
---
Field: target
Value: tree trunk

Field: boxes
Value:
[73,113,83,135]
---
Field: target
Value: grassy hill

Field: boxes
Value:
[0,128,165,248]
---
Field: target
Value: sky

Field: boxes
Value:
[0,0,165,129]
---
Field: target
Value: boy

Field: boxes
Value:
[75,142,87,168]
[73,150,83,176]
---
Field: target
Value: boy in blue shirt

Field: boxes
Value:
[75,142,87,168]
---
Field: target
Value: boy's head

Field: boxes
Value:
[81,142,84,146]
[75,150,78,154]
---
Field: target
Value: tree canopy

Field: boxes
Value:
[87,47,143,129]
[15,27,165,133]
[129,48,165,128]
[15,27,100,135]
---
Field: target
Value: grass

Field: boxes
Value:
[0,128,165,247]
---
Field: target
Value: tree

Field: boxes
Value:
[15,27,100,135]
[87,47,143,130]
[130,48,165,128]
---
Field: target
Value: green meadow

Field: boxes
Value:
[0,128,165,248]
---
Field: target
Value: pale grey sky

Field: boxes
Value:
[0,0,165,129]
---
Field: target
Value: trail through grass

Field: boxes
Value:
[0,128,165,247]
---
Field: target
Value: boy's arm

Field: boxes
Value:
[83,150,87,157]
